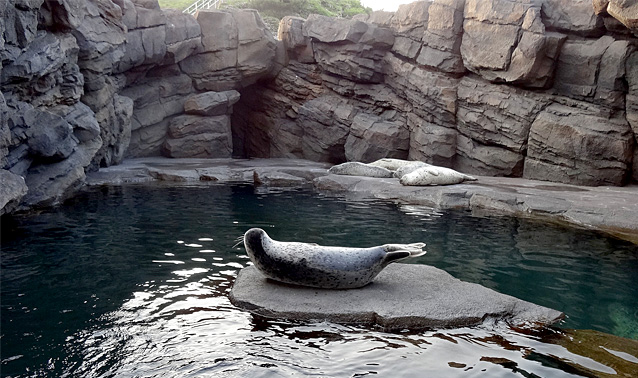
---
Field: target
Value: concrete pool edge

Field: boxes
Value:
[86,157,638,245]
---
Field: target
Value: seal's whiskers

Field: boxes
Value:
[232,234,245,249]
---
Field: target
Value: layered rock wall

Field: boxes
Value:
[235,0,637,188]
[1,0,637,214]
[1,0,278,210]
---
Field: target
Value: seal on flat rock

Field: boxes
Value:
[400,166,477,186]
[242,228,426,289]
[328,162,394,178]
[368,158,422,171]
[393,161,431,179]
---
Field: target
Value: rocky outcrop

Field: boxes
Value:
[1,1,277,213]
[524,104,634,186]
[161,90,239,158]
[234,0,637,188]
[2,0,638,215]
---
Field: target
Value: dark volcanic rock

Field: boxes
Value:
[230,264,564,330]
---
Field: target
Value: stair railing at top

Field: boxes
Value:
[183,0,224,15]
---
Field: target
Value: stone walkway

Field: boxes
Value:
[87,157,638,244]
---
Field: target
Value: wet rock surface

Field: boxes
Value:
[86,158,638,244]
[230,264,564,330]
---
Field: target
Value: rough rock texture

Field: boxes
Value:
[524,104,634,186]
[461,0,566,88]
[0,169,28,215]
[234,0,637,187]
[303,14,395,84]
[161,115,233,158]
[2,0,638,215]
[179,9,277,91]
[231,264,563,330]
[455,77,549,176]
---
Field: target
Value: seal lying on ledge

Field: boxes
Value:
[242,228,426,289]
[328,162,394,178]
[400,165,477,186]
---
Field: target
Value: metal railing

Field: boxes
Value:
[183,0,224,15]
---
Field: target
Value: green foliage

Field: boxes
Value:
[222,0,371,19]
[157,0,194,11]
[157,0,371,32]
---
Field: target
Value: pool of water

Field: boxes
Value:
[1,184,637,377]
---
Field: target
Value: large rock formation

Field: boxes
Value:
[1,1,277,212]
[232,0,637,187]
[1,0,638,215]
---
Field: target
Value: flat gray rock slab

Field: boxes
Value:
[230,264,564,331]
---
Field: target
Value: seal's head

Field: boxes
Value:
[243,228,267,260]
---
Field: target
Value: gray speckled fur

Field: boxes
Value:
[368,158,422,171]
[400,166,477,186]
[328,162,394,178]
[393,161,431,178]
[243,228,426,289]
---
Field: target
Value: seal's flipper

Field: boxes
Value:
[384,251,412,264]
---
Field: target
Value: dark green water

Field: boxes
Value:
[1,184,637,377]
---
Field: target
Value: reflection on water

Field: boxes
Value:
[1,185,637,377]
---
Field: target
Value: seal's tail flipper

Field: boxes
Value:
[383,243,426,259]
[384,251,413,264]
[463,174,478,181]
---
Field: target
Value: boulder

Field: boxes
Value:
[1,32,83,107]
[0,169,28,215]
[303,14,394,83]
[344,113,409,163]
[461,0,566,88]
[162,9,201,65]
[407,113,457,167]
[297,96,357,163]
[607,0,638,33]
[184,90,240,116]
[278,16,314,63]
[539,0,604,36]
[230,264,564,330]
[22,134,103,208]
[182,9,276,90]
[552,35,633,109]
[24,108,78,161]
[161,115,232,158]
[455,77,549,176]
[417,0,465,74]
[384,54,458,128]
[524,104,634,186]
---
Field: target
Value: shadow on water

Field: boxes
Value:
[1,184,637,377]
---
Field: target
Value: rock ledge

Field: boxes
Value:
[230,264,564,331]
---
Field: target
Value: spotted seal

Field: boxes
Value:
[368,158,422,171]
[393,161,431,179]
[328,162,394,178]
[242,228,426,289]
[399,166,477,186]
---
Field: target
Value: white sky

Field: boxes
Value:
[360,0,415,12]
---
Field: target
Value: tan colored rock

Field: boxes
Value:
[541,0,604,36]
[607,0,638,32]
[461,0,566,88]
[455,77,549,176]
